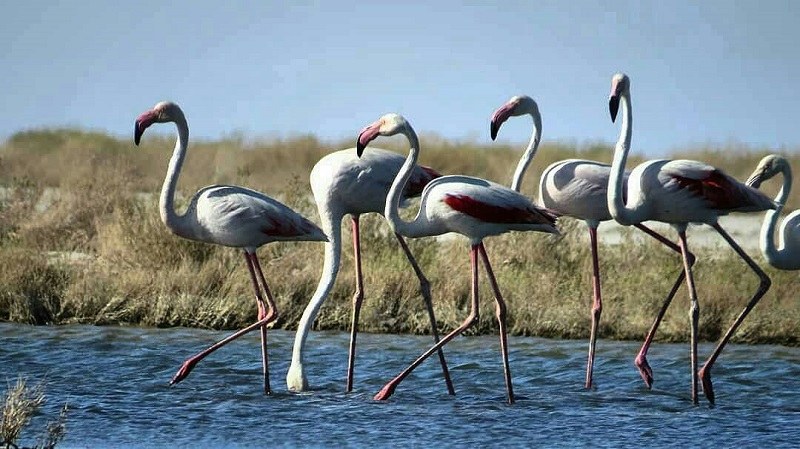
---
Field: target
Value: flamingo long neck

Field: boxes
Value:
[385,129,431,238]
[510,114,542,192]
[289,208,342,374]
[607,90,641,225]
[760,163,793,265]
[159,116,194,239]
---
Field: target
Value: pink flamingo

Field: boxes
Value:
[746,154,800,270]
[606,73,776,404]
[357,113,559,404]
[490,95,694,389]
[134,101,327,394]
[286,147,454,394]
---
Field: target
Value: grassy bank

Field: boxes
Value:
[0,129,798,346]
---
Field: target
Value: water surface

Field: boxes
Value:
[1,323,798,448]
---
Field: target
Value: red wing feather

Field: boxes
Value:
[672,170,749,210]
[444,194,556,225]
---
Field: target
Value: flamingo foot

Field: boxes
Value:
[634,354,654,389]
[698,366,715,405]
[373,381,398,401]
[170,359,198,385]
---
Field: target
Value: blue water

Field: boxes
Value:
[1,323,798,448]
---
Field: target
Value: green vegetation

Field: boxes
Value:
[0,128,798,346]
[1,377,67,449]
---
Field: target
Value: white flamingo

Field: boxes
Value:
[134,101,327,394]
[746,154,800,270]
[357,113,559,404]
[606,73,776,404]
[286,147,454,394]
[490,95,695,389]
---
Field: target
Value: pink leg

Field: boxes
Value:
[170,252,277,392]
[249,252,278,395]
[394,232,455,396]
[585,225,602,390]
[698,224,771,405]
[677,230,700,405]
[477,243,515,405]
[374,244,482,402]
[632,223,696,388]
[346,215,364,393]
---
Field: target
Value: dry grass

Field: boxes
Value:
[0,128,798,346]
[0,377,67,449]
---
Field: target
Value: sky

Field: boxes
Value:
[2,0,799,156]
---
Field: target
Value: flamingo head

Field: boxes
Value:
[608,73,630,123]
[356,113,411,157]
[134,101,184,145]
[490,95,540,141]
[746,154,789,189]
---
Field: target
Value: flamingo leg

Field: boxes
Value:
[632,223,696,388]
[170,252,278,390]
[394,232,455,396]
[477,243,515,405]
[698,224,771,405]
[374,244,482,401]
[585,225,602,390]
[346,215,364,393]
[677,230,700,405]
[249,252,278,395]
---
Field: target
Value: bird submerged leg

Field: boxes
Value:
[698,224,771,405]
[677,230,700,405]
[477,243,515,405]
[247,252,279,395]
[632,223,696,389]
[585,225,602,390]
[374,244,483,401]
[394,232,455,396]
[346,215,364,393]
[169,252,278,391]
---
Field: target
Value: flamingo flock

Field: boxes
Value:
[132,72,794,406]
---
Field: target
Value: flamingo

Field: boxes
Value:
[134,101,327,394]
[746,154,800,270]
[490,95,695,389]
[357,113,559,404]
[286,147,454,394]
[606,73,776,404]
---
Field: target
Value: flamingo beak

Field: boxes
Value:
[490,102,516,141]
[356,122,381,157]
[134,110,158,146]
[609,95,620,123]
[746,170,765,189]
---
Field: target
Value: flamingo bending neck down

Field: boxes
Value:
[134,101,327,394]
[606,73,775,404]
[490,95,696,390]
[286,147,454,394]
[357,113,559,404]
[746,154,800,270]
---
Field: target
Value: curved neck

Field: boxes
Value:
[607,90,639,225]
[760,163,793,263]
[160,116,194,238]
[290,209,343,366]
[510,114,542,192]
[385,129,431,238]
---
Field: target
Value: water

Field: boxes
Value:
[1,323,798,448]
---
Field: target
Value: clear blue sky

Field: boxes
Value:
[2,0,798,155]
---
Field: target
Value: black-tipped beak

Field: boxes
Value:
[356,122,380,158]
[490,121,500,141]
[134,122,144,146]
[746,171,764,189]
[133,110,158,146]
[489,102,515,141]
[609,95,620,123]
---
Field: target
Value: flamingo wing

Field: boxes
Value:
[441,178,557,226]
[662,160,776,212]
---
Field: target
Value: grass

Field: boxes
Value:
[0,128,798,346]
[1,377,67,449]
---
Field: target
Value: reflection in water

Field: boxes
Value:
[1,324,798,448]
